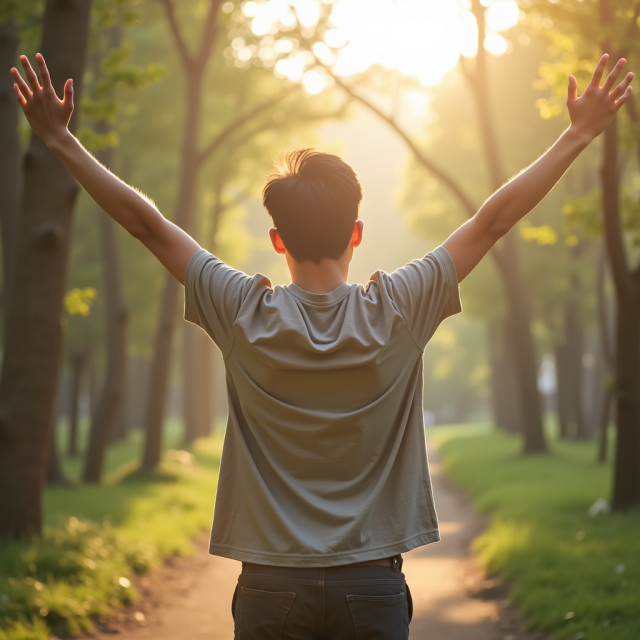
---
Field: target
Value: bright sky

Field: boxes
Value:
[232,0,521,93]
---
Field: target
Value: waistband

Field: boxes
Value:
[242,554,404,574]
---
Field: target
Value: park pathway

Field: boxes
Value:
[89,444,540,640]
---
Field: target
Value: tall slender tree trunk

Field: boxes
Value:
[83,145,128,482]
[67,348,87,456]
[0,0,92,539]
[489,320,523,433]
[492,237,547,451]
[182,172,226,444]
[83,205,128,482]
[0,19,22,332]
[463,0,546,452]
[141,79,201,471]
[82,35,129,481]
[47,400,70,486]
[596,245,614,463]
[600,114,640,509]
[555,343,570,438]
[566,299,588,439]
[183,324,213,444]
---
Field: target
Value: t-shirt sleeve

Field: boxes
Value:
[184,249,256,356]
[385,245,462,349]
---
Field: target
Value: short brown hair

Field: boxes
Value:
[262,149,363,263]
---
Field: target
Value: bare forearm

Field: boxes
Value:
[48,130,164,238]
[478,126,590,237]
[47,130,200,285]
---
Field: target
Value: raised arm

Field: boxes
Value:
[443,54,633,283]
[11,53,200,286]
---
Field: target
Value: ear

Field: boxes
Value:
[350,220,364,248]
[269,228,287,255]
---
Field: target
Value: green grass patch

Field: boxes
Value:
[431,425,640,640]
[0,431,222,639]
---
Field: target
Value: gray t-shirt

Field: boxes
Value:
[184,245,461,567]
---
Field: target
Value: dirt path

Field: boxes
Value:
[89,445,544,640]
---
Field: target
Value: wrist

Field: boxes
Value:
[565,125,594,150]
[44,128,74,153]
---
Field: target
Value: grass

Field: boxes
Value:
[0,425,223,640]
[431,424,640,640]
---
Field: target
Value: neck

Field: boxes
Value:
[287,255,350,294]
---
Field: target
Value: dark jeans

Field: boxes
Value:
[232,561,413,640]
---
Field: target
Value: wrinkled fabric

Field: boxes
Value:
[185,246,461,567]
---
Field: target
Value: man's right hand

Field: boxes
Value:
[10,53,201,286]
[11,53,74,148]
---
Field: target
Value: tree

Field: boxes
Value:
[236,0,548,451]
[529,0,640,507]
[0,17,21,319]
[82,8,162,483]
[0,0,42,332]
[139,0,348,470]
[0,0,93,540]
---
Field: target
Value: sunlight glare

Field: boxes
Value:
[247,0,520,87]
[484,30,508,55]
[302,69,326,93]
[485,0,520,32]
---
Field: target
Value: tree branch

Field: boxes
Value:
[211,97,352,163]
[624,91,640,169]
[196,0,224,69]
[158,0,192,68]
[197,85,299,166]
[314,58,478,218]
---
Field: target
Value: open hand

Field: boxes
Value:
[567,54,633,142]
[11,53,74,147]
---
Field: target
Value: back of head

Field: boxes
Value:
[262,149,363,264]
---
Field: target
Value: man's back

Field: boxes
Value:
[185,245,460,566]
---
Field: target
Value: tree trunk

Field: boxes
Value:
[493,240,547,452]
[141,72,202,471]
[465,0,546,453]
[182,171,226,445]
[597,388,612,464]
[0,0,92,540]
[67,348,87,456]
[319,28,546,450]
[554,343,570,438]
[0,19,22,332]
[555,299,587,439]
[183,323,213,444]
[566,299,588,439]
[488,320,523,433]
[47,415,70,486]
[596,244,614,463]
[83,119,129,482]
[600,115,640,509]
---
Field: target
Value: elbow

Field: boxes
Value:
[486,217,512,241]
[127,222,153,242]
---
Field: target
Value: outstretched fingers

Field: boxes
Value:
[13,82,27,107]
[35,53,53,90]
[588,54,610,90]
[62,78,74,111]
[10,67,32,100]
[19,55,41,92]
[611,71,634,98]
[602,58,626,92]
[615,84,633,109]
[567,75,578,104]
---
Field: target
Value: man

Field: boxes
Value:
[12,53,632,639]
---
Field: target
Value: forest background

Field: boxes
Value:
[0,0,639,639]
